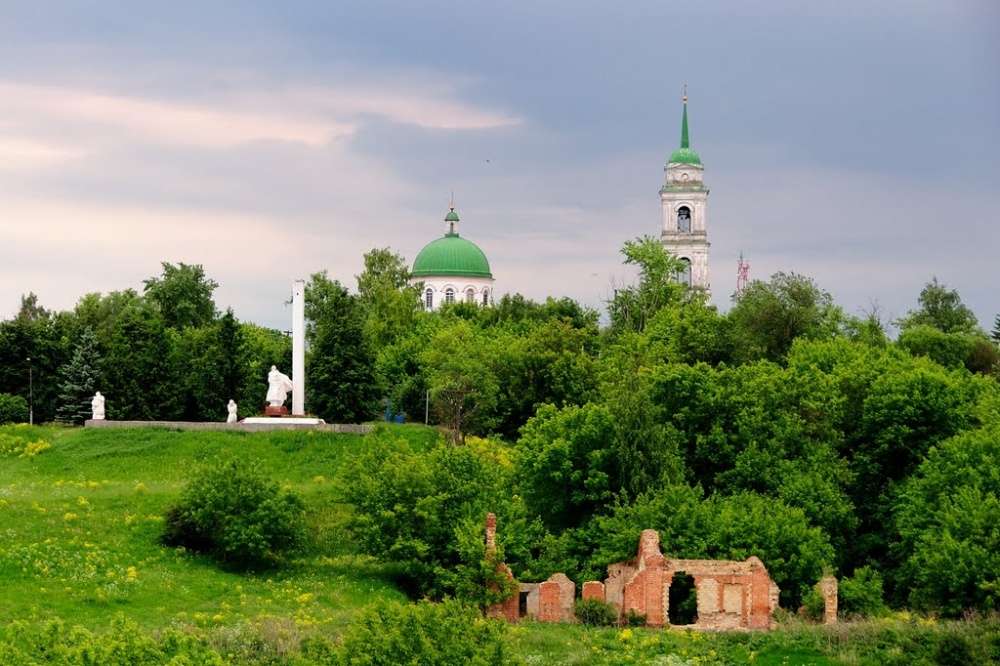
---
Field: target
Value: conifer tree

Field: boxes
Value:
[992,314,1000,345]
[55,328,102,424]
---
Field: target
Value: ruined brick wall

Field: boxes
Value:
[818,576,838,625]
[537,573,575,623]
[583,532,780,631]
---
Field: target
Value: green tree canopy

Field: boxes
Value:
[898,277,979,334]
[304,272,378,423]
[728,272,845,363]
[142,262,218,330]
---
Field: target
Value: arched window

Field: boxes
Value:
[445,288,455,304]
[482,289,489,306]
[677,258,692,286]
[424,288,434,310]
[466,288,475,304]
[677,206,692,233]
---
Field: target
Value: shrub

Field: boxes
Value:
[163,458,306,569]
[575,598,618,626]
[340,431,529,600]
[0,393,28,424]
[624,609,647,627]
[839,566,888,618]
[332,599,521,665]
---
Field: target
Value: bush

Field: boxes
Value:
[0,393,28,424]
[163,458,306,569]
[839,566,888,618]
[331,599,521,665]
[624,609,647,627]
[893,426,1000,615]
[340,431,529,600]
[575,598,618,626]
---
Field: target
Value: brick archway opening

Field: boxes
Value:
[668,572,698,626]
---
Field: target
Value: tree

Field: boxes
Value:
[608,236,687,335]
[304,272,378,423]
[171,309,249,421]
[55,328,102,424]
[491,319,598,439]
[728,272,845,363]
[893,426,1000,615]
[992,314,1000,345]
[101,299,175,420]
[142,262,218,330]
[421,320,499,440]
[898,277,979,334]
[356,248,422,350]
[340,431,526,599]
[0,294,71,422]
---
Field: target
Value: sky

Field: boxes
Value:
[1,1,997,330]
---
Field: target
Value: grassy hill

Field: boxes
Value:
[0,424,995,665]
[0,423,437,632]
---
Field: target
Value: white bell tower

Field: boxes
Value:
[660,89,710,292]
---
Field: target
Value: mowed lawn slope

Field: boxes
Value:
[0,424,436,631]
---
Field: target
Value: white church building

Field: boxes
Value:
[411,206,494,310]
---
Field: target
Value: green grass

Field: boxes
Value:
[1,424,997,665]
[0,423,436,633]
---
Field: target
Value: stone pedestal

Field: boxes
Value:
[264,405,288,417]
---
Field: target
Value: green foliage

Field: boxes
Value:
[55,328,101,424]
[898,277,980,334]
[142,261,219,329]
[728,272,845,362]
[893,426,1000,616]
[340,430,528,599]
[897,323,998,374]
[0,295,70,423]
[356,247,423,350]
[608,236,686,334]
[0,393,29,424]
[838,566,888,618]
[645,297,732,365]
[421,320,499,439]
[575,598,618,626]
[171,309,250,421]
[163,457,307,569]
[330,599,521,666]
[0,616,226,664]
[305,272,379,423]
[992,314,1000,344]
[594,486,834,607]
[516,403,617,531]
[101,298,175,420]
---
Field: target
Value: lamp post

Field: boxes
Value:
[26,357,33,426]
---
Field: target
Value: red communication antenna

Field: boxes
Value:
[736,252,750,295]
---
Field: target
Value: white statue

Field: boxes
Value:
[91,392,105,420]
[226,399,238,423]
[266,366,293,408]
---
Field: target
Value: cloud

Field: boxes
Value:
[0,78,520,159]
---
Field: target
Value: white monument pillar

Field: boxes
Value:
[291,279,305,416]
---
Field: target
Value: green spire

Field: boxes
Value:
[668,87,702,166]
[680,93,690,149]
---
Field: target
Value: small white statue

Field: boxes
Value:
[226,399,238,423]
[91,392,105,420]
[266,366,293,408]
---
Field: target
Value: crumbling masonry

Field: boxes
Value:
[485,517,782,630]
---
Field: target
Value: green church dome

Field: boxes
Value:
[412,208,492,278]
[668,146,702,165]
